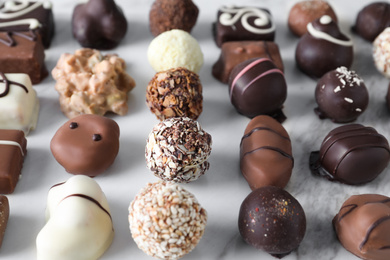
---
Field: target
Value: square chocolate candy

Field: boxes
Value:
[0,195,9,248]
[0,130,27,194]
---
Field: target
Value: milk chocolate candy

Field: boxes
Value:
[0,0,54,48]
[0,129,27,194]
[310,124,390,185]
[214,6,275,47]
[240,115,293,190]
[0,195,9,248]
[333,194,390,260]
[212,41,283,84]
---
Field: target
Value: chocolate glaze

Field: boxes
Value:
[240,115,293,190]
[333,194,390,260]
[0,72,28,97]
[310,124,390,185]
[229,58,287,121]
[353,2,390,42]
[72,0,127,50]
[238,186,306,258]
[295,15,353,78]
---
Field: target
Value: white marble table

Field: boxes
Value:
[1,0,387,259]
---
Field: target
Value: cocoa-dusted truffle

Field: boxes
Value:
[373,27,390,78]
[240,115,293,190]
[146,67,203,121]
[149,0,199,36]
[229,58,287,121]
[333,194,390,260]
[353,2,390,42]
[146,117,212,183]
[238,186,306,258]
[295,15,353,78]
[310,124,390,185]
[314,67,368,123]
[129,181,207,259]
[288,0,337,37]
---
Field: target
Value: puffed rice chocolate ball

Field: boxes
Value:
[373,27,390,78]
[146,117,212,183]
[146,67,203,121]
[129,181,207,259]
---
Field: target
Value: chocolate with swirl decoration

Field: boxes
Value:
[333,194,390,260]
[0,0,55,48]
[214,6,275,47]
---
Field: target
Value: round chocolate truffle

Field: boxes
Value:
[295,15,353,78]
[240,115,293,190]
[288,0,337,37]
[228,58,287,121]
[314,67,368,123]
[146,117,212,183]
[373,27,390,78]
[333,194,390,260]
[129,181,207,259]
[149,0,199,37]
[310,124,390,185]
[353,2,390,42]
[50,114,120,177]
[238,186,306,258]
[146,67,203,121]
[72,0,127,50]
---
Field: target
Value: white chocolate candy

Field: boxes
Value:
[0,73,39,135]
[36,175,114,260]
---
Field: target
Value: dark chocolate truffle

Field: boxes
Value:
[72,0,127,50]
[240,115,293,190]
[314,67,368,123]
[295,15,353,78]
[214,6,275,47]
[353,2,390,42]
[310,124,390,185]
[149,0,199,37]
[229,58,287,121]
[288,0,337,37]
[238,186,306,258]
[333,194,390,260]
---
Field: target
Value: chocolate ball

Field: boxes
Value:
[146,67,203,120]
[333,194,390,260]
[310,124,390,185]
[238,186,306,258]
[288,0,337,37]
[149,0,199,37]
[240,115,293,190]
[229,58,287,121]
[295,15,353,78]
[353,2,390,42]
[373,27,390,78]
[314,67,368,123]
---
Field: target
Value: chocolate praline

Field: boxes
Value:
[310,124,390,185]
[295,15,353,78]
[314,67,368,123]
[333,194,390,260]
[238,186,306,258]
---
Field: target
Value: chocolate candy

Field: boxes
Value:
[373,28,390,78]
[229,58,287,121]
[238,186,306,258]
[295,15,353,78]
[287,0,337,37]
[0,129,27,194]
[149,0,199,36]
[353,2,390,42]
[72,0,127,50]
[333,194,390,260]
[214,6,275,47]
[314,67,368,123]
[240,115,293,190]
[0,195,9,248]
[0,31,47,84]
[212,41,283,84]
[0,0,55,48]
[310,124,390,185]
[50,114,120,177]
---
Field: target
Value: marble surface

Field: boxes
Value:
[1,0,389,259]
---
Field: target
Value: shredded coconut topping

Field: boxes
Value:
[335,66,364,88]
